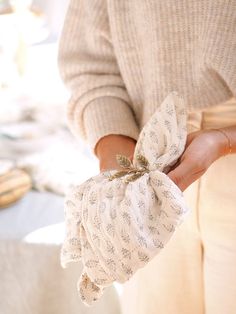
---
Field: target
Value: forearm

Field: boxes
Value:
[58,0,139,151]
[95,134,137,172]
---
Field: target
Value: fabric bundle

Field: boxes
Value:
[61,91,190,305]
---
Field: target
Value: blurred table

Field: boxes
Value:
[0,190,121,314]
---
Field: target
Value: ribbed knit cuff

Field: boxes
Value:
[83,96,140,151]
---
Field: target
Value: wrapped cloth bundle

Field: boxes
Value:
[61,91,190,305]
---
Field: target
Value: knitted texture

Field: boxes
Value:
[58,0,236,149]
[61,92,190,305]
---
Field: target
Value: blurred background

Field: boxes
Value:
[0,1,121,313]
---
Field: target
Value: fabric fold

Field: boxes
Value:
[61,91,190,306]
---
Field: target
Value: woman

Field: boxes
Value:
[58,1,236,313]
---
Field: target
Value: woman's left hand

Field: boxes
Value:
[167,129,228,191]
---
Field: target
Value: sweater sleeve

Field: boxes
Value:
[58,0,140,151]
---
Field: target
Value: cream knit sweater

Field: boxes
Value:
[58,0,236,150]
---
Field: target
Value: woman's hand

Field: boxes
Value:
[167,129,229,191]
[95,134,136,172]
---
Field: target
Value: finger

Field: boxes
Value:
[166,147,189,174]
[185,130,201,147]
[169,133,197,175]
[167,158,194,191]
[166,157,181,173]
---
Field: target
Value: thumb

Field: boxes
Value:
[167,157,193,191]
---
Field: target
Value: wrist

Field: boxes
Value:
[207,128,231,158]
[95,134,136,158]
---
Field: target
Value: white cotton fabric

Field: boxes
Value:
[61,91,190,306]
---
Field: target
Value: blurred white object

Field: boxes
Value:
[0,159,15,175]
[0,190,121,314]
[17,131,99,195]
[31,0,69,39]
[0,91,33,123]
[24,223,65,244]
[0,121,54,140]
[0,13,20,88]
[0,6,49,90]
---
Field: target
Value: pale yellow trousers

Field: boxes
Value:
[120,97,236,314]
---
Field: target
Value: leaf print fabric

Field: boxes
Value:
[61,91,190,306]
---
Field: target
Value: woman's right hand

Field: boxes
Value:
[95,134,136,172]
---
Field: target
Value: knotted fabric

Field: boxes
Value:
[61,91,190,305]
